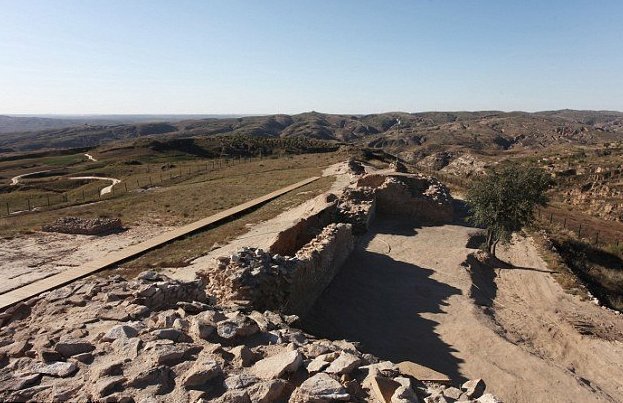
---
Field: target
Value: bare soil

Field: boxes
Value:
[302,218,623,402]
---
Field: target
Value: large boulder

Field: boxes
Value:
[289,373,350,402]
[251,350,303,380]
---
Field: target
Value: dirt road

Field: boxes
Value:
[69,176,121,195]
[9,170,51,185]
[302,218,623,402]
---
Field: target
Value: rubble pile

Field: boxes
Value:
[0,273,499,402]
[42,216,123,235]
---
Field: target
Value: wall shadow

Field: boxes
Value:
[300,245,464,382]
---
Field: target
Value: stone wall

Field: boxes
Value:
[358,173,454,225]
[207,223,354,317]
[42,216,123,235]
[207,171,453,317]
[268,197,338,256]
[285,223,354,316]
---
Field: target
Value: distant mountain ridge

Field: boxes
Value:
[1,110,622,154]
[0,114,251,134]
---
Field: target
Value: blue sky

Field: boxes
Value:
[0,0,622,114]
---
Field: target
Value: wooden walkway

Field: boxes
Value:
[0,177,320,310]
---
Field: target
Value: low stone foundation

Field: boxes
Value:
[286,223,354,316]
[42,216,123,235]
[207,169,453,317]
[207,223,354,317]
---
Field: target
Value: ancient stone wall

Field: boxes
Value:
[42,216,123,235]
[208,171,453,316]
[207,223,354,317]
[268,198,338,256]
[285,223,354,316]
[357,173,454,224]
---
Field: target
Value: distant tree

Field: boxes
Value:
[466,163,550,256]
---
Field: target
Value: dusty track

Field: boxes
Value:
[302,218,623,402]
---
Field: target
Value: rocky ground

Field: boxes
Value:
[0,271,497,402]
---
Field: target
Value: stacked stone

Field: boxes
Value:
[337,188,376,235]
[0,271,499,402]
[208,248,296,311]
[42,216,123,235]
[422,178,453,205]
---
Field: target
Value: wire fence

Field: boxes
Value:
[1,154,275,217]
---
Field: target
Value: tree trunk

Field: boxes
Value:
[491,238,500,257]
[486,229,494,254]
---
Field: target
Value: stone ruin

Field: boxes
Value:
[42,216,123,236]
[0,162,501,402]
[207,169,455,318]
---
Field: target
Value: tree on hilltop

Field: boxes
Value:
[466,163,550,257]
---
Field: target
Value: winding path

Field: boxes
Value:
[84,153,97,162]
[70,176,121,195]
[10,170,51,186]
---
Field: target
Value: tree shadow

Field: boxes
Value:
[300,240,464,382]
[465,253,498,308]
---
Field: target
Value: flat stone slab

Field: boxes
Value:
[396,361,451,384]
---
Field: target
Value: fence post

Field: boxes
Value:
[595,232,599,246]
[563,218,567,228]
[549,213,553,224]
[5,202,9,216]
[578,224,582,238]
[124,183,128,192]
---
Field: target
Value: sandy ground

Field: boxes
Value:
[0,224,171,294]
[302,218,623,403]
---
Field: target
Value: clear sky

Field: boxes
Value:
[1,0,622,114]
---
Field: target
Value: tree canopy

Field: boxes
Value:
[466,163,550,256]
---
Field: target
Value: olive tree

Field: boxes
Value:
[466,163,550,256]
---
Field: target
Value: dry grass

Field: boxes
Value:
[113,175,335,274]
[0,152,343,236]
[532,220,623,312]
